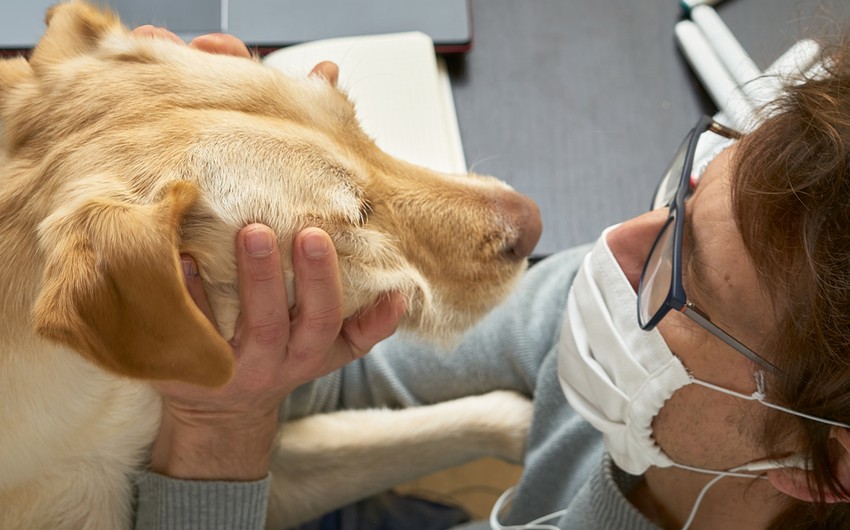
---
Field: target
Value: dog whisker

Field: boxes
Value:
[468,154,506,174]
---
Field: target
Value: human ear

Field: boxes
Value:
[767,429,850,503]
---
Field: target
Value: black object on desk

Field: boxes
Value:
[0,0,472,54]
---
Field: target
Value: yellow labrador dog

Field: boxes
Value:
[0,2,540,528]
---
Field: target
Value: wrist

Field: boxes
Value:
[151,407,278,481]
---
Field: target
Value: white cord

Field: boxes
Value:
[680,473,726,530]
[677,455,807,530]
[489,486,568,530]
[491,451,808,530]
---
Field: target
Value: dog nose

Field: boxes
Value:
[499,192,542,261]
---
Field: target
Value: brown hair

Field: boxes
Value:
[732,36,850,528]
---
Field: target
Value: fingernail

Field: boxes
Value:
[181,257,199,278]
[245,228,274,257]
[302,231,329,259]
[190,33,217,47]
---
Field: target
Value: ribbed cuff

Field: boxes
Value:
[134,471,271,530]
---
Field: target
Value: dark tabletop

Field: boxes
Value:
[446,0,849,257]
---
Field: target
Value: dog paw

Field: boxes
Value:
[471,390,533,464]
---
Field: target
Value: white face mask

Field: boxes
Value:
[557,225,690,474]
[556,226,850,477]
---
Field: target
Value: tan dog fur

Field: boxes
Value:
[0,3,539,528]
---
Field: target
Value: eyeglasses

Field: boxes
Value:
[637,115,781,374]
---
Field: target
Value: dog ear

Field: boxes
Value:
[0,57,32,100]
[33,181,235,387]
[29,1,122,72]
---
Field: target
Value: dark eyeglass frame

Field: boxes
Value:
[637,115,781,375]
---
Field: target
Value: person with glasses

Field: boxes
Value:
[137,32,850,530]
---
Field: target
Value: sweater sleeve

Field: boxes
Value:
[133,471,270,530]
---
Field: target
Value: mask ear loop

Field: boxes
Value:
[678,371,841,529]
[690,371,850,429]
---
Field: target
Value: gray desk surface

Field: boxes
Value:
[447,0,849,257]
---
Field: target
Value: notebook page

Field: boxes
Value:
[263,32,466,174]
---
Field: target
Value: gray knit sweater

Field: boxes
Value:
[134,245,660,530]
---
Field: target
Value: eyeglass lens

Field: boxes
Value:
[652,130,694,211]
[638,217,676,327]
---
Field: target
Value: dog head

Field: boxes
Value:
[0,2,541,386]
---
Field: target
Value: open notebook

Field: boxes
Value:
[263,32,466,175]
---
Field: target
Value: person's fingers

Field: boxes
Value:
[180,254,218,325]
[189,33,251,58]
[288,228,344,359]
[309,61,340,85]
[131,26,251,60]
[235,224,289,352]
[340,292,407,359]
[132,25,184,45]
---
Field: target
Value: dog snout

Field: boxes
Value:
[497,192,542,261]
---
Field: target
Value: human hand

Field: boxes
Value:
[134,27,371,480]
[150,225,406,480]
[132,25,252,57]
[130,25,339,82]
